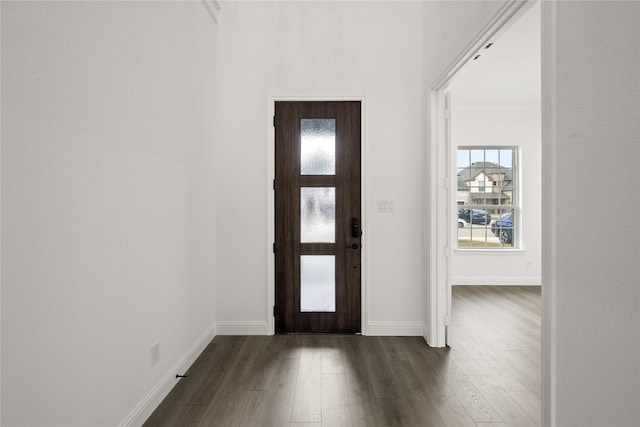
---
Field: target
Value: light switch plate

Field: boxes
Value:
[377,200,394,213]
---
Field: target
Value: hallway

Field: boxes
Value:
[144,286,541,426]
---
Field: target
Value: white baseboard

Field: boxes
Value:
[451,276,541,286]
[119,324,216,427]
[215,320,426,336]
[215,321,270,335]
[367,321,424,336]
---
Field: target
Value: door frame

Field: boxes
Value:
[267,95,368,335]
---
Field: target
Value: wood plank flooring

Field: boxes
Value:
[144,286,541,426]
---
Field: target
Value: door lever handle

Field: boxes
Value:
[347,243,360,250]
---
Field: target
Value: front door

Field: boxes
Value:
[274,101,361,333]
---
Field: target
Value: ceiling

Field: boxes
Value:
[450,1,541,108]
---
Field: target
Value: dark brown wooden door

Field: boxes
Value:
[275,101,361,333]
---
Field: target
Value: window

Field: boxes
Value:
[457,147,517,248]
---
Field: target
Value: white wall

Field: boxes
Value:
[551,1,640,424]
[449,107,542,285]
[1,2,217,425]
[215,1,425,335]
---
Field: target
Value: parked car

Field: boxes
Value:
[458,208,492,225]
[491,211,513,244]
[458,218,468,228]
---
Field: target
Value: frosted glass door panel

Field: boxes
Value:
[301,255,336,312]
[301,119,336,175]
[301,187,335,243]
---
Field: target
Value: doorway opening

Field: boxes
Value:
[428,0,540,348]
[447,0,541,341]
[429,1,542,421]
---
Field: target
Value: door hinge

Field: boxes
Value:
[273,116,276,127]
[273,243,276,253]
[273,306,276,317]
[273,179,276,190]
[444,108,451,119]
[444,246,451,257]
[445,315,451,326]
[443,177,450,189]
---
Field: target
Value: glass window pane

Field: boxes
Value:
[301,187,335,243]
[301,255,335,312]
[491,208,515,247]
[457,147,517,249]
[301,119,336,175]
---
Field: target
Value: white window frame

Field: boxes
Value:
[456,146,519,250]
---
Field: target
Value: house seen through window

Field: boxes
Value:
[457,147,517,248]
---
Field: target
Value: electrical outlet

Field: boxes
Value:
[150,343,160,367]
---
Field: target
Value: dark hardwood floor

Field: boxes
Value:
[144,286,541,426]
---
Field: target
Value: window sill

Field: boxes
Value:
[454,248,525,255]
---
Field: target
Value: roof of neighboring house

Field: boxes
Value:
[470,192,510,201]
[457,175,469,190]
[458,162,513,189]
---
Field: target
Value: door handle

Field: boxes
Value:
[347,243,360,250]
[351,218,361,238]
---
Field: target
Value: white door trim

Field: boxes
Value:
[426,87,450,347]
[267,95,368,335]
